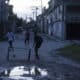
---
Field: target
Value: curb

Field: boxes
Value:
[52,51,80,69]
[41,33,61,42]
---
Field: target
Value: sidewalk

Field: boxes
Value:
[40,36,70,62]
[42,34,80,68]
[41,33,65,42]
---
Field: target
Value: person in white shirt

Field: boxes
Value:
[6,30,15,48]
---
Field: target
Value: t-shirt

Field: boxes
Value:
[34,35,43,48]
[6,32,14,41]
[25,31,30,40]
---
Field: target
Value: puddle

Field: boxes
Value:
[0,66,48,80]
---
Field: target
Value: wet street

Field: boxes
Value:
[0,34,80,80]
[1,0,80,79]
[0,61,80,80]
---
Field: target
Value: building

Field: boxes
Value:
[8,5,16,32]
[52,0,80,40]
[0,0,9,39]
[37,9,49,33]
[0,0,15,39]
[37,0,80,40]
[63,0,80,40]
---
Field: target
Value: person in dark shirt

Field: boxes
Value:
[24,30,30,46]
[34,32,43,59]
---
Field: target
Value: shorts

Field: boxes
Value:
[8,41,13,48]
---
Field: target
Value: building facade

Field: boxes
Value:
[37,0,80,40]
[64,0,80,40]
[43,0,65,40]
[0,0,15,39]
[0,0,9,38]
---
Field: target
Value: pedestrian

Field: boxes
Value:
[34,32,43,59]
[24,30,30,46]
[27,29,34,61]
[6,29,15,49]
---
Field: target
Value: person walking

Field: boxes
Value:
[6,29,15,49]
[24,30,30,46]
[34,32,43,60]
[27,29,34,61]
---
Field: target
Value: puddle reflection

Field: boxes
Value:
[0,66,48,80]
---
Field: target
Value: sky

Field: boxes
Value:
[9,0,50,20]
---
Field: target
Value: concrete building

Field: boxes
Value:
[49,0,80,40]
[63,0,80,40]
[37,9,49,34]
[45,0,65,40]
[37,0,80,40]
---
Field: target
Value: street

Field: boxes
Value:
[0,33,80,80]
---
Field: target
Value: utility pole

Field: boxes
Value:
[34,0,43,32]
[35,7,39,20]
[26,17,28,22]
[31,6,39,20]
[40,0,43,33]
[35,0,43,14]
[32,11,35,20]
[40,0,43,14]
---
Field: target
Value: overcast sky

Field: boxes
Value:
[9,0,50,20]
